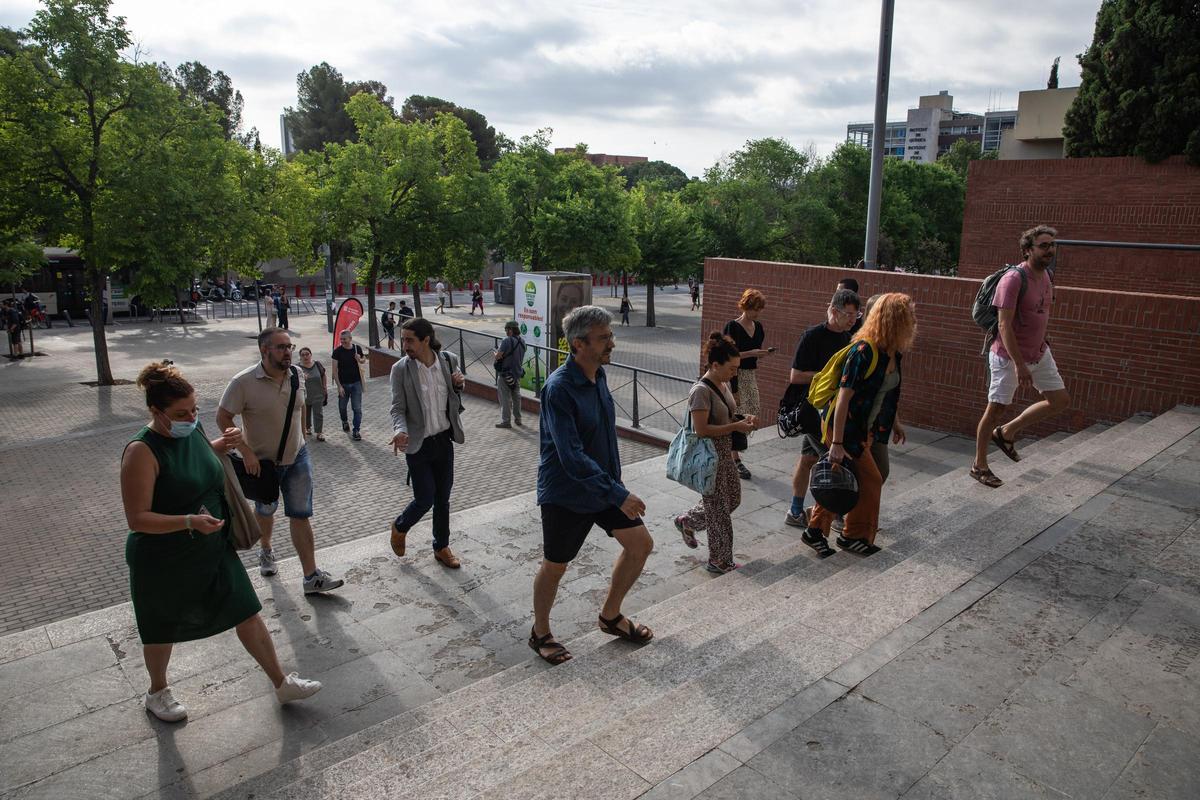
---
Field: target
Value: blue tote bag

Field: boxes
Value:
[666,411,717,495]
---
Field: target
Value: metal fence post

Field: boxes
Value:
[534,349,542,397]
[632,370,640,428]
[458,330,466,375]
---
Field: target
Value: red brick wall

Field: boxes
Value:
[701,257,1200,439]
[959,156,1200,296]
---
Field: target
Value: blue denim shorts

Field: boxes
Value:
[254,445,314,519]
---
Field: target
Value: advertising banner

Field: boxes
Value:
[547,275,592,372]
[332,297,364,350]
[514,273,548,391]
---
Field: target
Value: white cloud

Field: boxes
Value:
[0,0,1099,175]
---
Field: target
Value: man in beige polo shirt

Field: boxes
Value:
[218,327,343,594]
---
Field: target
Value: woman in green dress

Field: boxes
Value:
[121,361,322,722]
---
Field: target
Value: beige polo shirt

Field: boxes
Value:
[219,362,306,465]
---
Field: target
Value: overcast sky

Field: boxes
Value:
[0,0,1100,175]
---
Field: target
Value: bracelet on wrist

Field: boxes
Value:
[184,514,193,531]
[831,441,843,445]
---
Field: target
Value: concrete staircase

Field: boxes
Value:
[212,407,1200,800]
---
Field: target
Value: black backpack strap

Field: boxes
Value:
[277,367,299,462]
[700,377,737,416]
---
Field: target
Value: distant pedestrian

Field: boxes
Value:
[297,347,328,441]
[690,283,701,310]
[972,225,1070,488]
[388,317,467,568]
[494,320,527,428]
[3,299,23,357]
[382,301,397,349]
[619,296,631,326]
[122,361,322,722]
[273,290,289,330]
[217,328,344,593]
[331,330,366,440]
[435,280,447,313]
[674,333,757,573]
[723,289,774,479]
[470,283,485,315]
[530,305,654,666]
[398,299,414,319]
[264,287,277,328]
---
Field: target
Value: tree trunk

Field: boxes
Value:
[412,285,423,317]
[645,279,656,327]
[88,267,113,384]
[447,287,455,308]
[366,254,380,347]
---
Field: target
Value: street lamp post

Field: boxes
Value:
[321,243,335,333]
[863,0,896,271]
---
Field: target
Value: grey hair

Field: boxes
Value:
[830,288,860,311]
[563,305,612,352]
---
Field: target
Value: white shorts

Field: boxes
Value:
[987,346,1066,405]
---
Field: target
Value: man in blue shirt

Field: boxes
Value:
[530,305,654,665]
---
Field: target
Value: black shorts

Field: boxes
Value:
[540,503,643,564]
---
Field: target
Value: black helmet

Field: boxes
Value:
[809,454,859,515]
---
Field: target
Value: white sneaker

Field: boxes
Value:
[259,548,277,577]
[275,672,322,703]
[303,568,344,594]
[144,687,188,722]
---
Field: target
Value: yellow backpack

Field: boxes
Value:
[806,340,879,440]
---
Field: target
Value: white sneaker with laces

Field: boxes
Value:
[275,672,322,703]
[303,568,344,594]
[144,687,188,722]
[259,548,277,577]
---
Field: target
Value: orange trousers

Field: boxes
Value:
[809,437,883,544]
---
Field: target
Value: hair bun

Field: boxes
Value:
[708,331,723,342]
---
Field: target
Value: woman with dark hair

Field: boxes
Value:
[120,362,321,722]
[803,293,916,558]
[674,333,757,573]
[723,288,773,479]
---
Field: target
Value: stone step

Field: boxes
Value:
[217,425,1123,800]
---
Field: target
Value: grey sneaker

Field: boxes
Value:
[303,569,344,594]
[275,672,322,703]
[831,516,846,536]
[144,686,187,722]
[784,509,808,528]
[258,548,277,577]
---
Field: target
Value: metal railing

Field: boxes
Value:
[382,313,696,431]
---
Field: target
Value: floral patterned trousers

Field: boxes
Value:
[680,435,741,567]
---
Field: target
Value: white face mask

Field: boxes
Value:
[167,419,198,439]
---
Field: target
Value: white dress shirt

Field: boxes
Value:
[416,357,450,437]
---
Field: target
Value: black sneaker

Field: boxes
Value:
[801,528,835,559]
[352,431,362,441]
[342,421,350,432]
[736,461,752,480]
[836,536,881,556]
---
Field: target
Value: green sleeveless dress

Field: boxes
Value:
[124,425,261,644]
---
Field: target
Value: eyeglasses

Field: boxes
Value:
[1034,243,1056,250]
[270,344,295,352]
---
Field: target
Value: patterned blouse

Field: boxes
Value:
[827,340,903,458]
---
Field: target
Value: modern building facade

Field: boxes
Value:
[552,149,648,167]
[997,87,1079,160]
[847,90,1014,161]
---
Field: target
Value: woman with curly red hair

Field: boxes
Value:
[802,293,916,557]
[722,288,774,479]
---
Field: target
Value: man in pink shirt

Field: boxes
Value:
[971,225,1071,487]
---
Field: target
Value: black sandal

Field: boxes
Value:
[991,427,1021,463]
[836,536,882,556]
[598,613,653,644]
[528,627,572,665]
[969,466,1003,488]
[802,528,835,559]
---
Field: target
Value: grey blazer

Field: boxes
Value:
[389,351,465,454]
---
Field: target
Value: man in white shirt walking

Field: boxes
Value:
[388,317,467,567]
[434,280,447,314]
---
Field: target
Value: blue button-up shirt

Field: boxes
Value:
[537,356,628,513]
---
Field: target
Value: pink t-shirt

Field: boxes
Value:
[990,266,1052,363]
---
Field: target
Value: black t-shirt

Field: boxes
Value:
[791,323,851,386]
[723,319,764,370]
[331,344,364,385]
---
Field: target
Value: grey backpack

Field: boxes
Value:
[971,264,1027,337]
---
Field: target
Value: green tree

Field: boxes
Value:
[936,137,996,180]
[283,62,395,153]
[0,0,243,382]
[1047,56,1060,89]
[630,183,703,326]
[321,94,494,344]
[620,159,690,191]
[1064,0,1200,164]
[400,94,500,167]
[173,60,244,141]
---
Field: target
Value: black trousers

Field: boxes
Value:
[394,430,454,550]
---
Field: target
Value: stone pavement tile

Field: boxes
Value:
[718,678,847,763]
[0,626,51,666]
[899,744,1069,800]
[694,766,796,800]
[0,663,135,744]
[0,635,116,702]
[1065,585,1200,739]
[1101,722,1200,800]
[962,676,1156,799]
[747,693,949,800]
[997,551,1133,620]
[43,603,136,648]
[856,629,1033,743]
[640,749,744,800]
[934,586,1093,668]
[0,697,155,795]
[473,741,651,800]
[1151,519,1200,590]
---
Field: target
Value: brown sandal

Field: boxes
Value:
[529,628,572,665]
[970,466,1004,488]
[598,613,653,644]
[991,427,1021,462]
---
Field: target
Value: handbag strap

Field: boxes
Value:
[277,366,299,463]
[700,377,737,417]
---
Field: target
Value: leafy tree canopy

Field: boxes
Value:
[936,138,996,180]
[1064,0,1200,164]
[399,94,500,167]
[620,159,690,191]
[283,62,394,153]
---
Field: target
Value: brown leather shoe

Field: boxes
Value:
[390,522,407,557]
[434,547,461,569]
